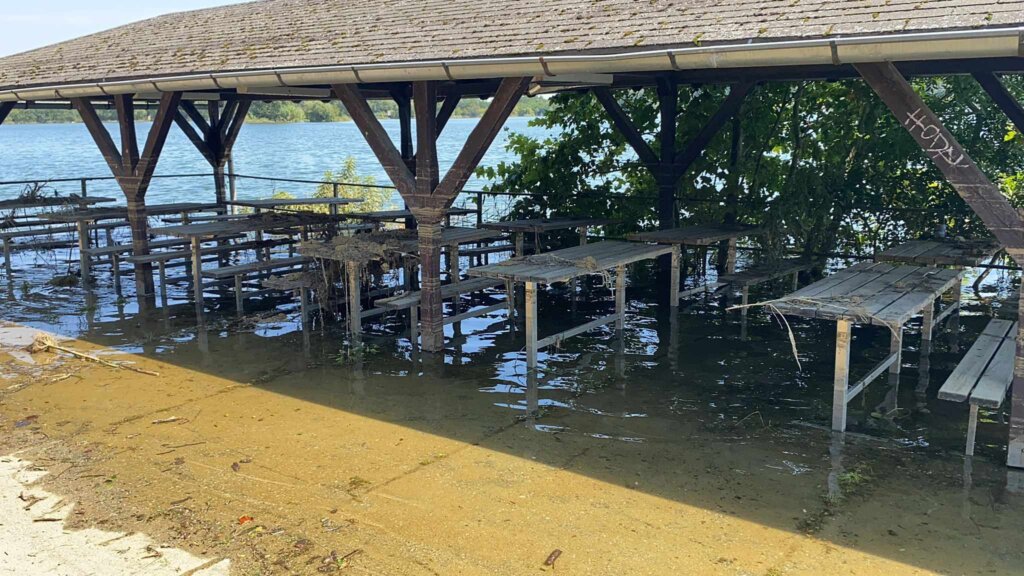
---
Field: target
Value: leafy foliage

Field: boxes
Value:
[264,156,393,214]
[478,76,1024,258]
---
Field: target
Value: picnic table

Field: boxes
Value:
[299,226,506,337]
[228,197,362,215]
[154,212,361,311]
[40,202,220,279]
[468,240,674,369]
[347,207,475,226]
[0,195,115,211]
[481,217,614,256]
[875,239,1001,267]
[628,224,765,297]
[772,262,963,431]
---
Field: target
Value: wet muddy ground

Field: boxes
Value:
[1,246,1024,574]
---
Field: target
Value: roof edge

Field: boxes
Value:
[2,26,1022,102]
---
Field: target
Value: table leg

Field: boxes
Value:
[514,232,524,257]
[234,274,244,315]
[77,220,91,283]
[890,326,903,375]
[670,247,681,308]
[616,264,626,332]
[922,298,936,341]
[112,254,121,296]
[726,238,737,274]
[966,404,979,456]
[346,261,362,338]
[526,281,538,370]
[191,238,205,313]
[451,245,462,336]
[158,261,168,306]
[410,305,419,348]
[3,238,11,277]
[832,319,852,431]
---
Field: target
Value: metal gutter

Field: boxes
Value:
[1,27,1022,102]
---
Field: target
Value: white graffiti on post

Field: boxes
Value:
[904,108,968,169]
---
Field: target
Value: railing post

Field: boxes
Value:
[80,178,87,197]
[476,191,483,227]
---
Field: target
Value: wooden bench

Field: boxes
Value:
[938,319,1018,456]
[201,256,310,312]
[263,272,320,327]
[718,258,818,316]
[376,277,509,338]
[1,221,125,275]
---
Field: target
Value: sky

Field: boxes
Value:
[0,1,250,57]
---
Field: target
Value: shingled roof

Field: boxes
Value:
[1,0,1022,100]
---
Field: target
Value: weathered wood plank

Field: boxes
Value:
[627,224,764,246]
[939,319,1016,402]
[201,256,309,279]
[972,326,1018,408]
[467,240,672,284]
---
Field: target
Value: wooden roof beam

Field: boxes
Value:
[974,72,1024,135]
[0,102,14,127]
[333,83,416,196]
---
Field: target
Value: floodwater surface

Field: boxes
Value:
[1,244,1023,574]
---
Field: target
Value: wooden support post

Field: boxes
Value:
[0,102,14,127]
[525,281,538,370]
[336,78,528,354]
[73,92,182,306]
[833,319,852,431]
[417,222,444,351]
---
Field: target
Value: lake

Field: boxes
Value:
[0,116,550,208]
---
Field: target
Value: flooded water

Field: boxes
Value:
[2,239,1024,573]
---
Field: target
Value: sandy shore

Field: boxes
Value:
[1,322,1022,575]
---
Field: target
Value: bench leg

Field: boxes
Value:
[3,239,11,277]
[234,274,244,315]
[890,327,903,375]
[740,287,749,318]
[966,404,979,457]
[112,254,121,296]
[410,305,419,348]
[725,238,737,274]
[615,265,626,332]
[832,319,852,431]
[792,271,800,291]
[670,247,681,308]
[191,238,204,314]
[514,232,524,257]
[526,281,538,370]
[299,286,310,328]
[158,262,168,307]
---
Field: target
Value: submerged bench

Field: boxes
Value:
[718,258,818,316]
[376,277,509,338]
[201,256,310,312]
[939,319,1018,456]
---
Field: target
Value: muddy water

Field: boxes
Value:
[2,247,1024,574]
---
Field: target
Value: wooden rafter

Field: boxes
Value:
[72,98,124,176]
[435,76,530,201]
[593,87,659,166]
[0,102,14,126]
[674,82,755,169]
[974,72,1024,135]
[858,62,1024,248]
[174,110,216,164]
[334,83,417,196]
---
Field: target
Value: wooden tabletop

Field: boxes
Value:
[435,227,505,247]
[627,224,764,246]
[40,203,219,223]
[228,197,362,209]
[480,217,613,233]
[154,213,359,240]
[347,208,476,222]
[0,196,116,210]
[467,240,673,284]
[773,262,962,327]
[874,239,1000,267]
